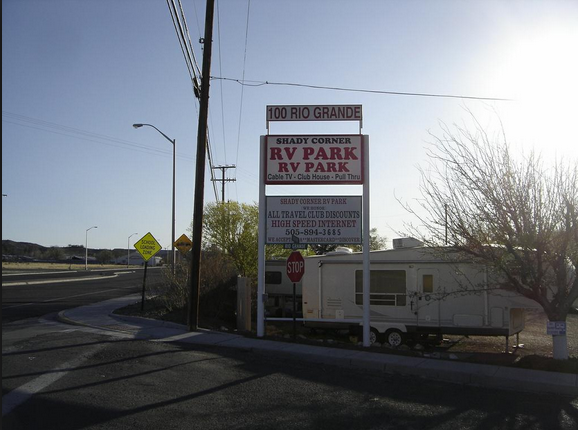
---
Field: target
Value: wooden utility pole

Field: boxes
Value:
[188,0,215,331]
[211,165,236,202]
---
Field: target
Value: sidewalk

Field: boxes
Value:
[57,294,578,397]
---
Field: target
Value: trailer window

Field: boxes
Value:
[354,270,406,306]
[265,271,283,285]
[423,274,434,293]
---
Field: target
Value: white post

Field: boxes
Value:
[85,230,88,271]
[362,135,371,347]
[257,136,267,337]
[552,333,569,360]
[85,226,97,271]
[127,233,137,268]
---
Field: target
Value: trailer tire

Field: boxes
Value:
[369,328,381,345]
[384,329,404,347]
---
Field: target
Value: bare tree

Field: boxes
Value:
[402,115,577,359]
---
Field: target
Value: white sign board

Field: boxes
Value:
[546,321,567,336]
[266,196,362,245]
[267,105,362,123]
[265,135,364,184]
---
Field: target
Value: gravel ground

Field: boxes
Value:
[442,309,577,357]
[429,309,578,372]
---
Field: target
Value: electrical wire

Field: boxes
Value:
[167,0,201,96]
[234,0,251,170]
[216,0,227,165]
[212,76,516,102]
[167,0,219,202]
[2,111,194,160]
[177,0,202,85]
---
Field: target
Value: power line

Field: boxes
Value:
[2,111,194,160]
[167,0,220,202]
[216,0,227,165]
[212,76,516,102]
[167,0,202,96]
[234,0,252,168]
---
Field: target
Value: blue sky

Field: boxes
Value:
[2,0,577,251]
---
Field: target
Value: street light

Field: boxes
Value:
[133,123,176,274]
[127,232,138,268]
[85,226,97,270]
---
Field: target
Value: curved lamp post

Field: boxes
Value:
[127,232,138,268]
[133,123,176,274]
[85,226,98,270]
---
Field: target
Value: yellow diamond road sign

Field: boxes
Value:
[134,232,162,262]
[174,234,192,255]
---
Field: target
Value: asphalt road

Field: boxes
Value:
[2,267,162,323]
[2,328,577,430]
[3,268,578,429]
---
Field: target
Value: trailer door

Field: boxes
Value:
[416,269,440,327]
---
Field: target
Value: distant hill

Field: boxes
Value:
[2,240,48,257]
[2,240,169,262]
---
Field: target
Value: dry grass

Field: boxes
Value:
[2,262,139,271]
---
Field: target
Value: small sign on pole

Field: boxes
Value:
[286,251,305,283]
[547,321,567,336]
[134,232,162,262]
[286,251,305,340]
[174,233,193,255]
[134,232,162,310]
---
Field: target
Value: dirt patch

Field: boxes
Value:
[113,296,236,332]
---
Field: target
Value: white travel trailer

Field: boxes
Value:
[301,240,541,346]
[265,260,303,318]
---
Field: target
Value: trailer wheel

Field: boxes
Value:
[369,328,381,345]
[384,329,404,347]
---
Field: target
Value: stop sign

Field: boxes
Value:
[286,251,305,283]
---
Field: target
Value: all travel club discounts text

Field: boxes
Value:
[266,196,362,244]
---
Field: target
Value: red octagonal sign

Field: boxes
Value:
[286,251,305,283]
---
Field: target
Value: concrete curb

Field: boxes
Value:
[111,313,188,331]
[56,310,134,335]
[56,298,578,398]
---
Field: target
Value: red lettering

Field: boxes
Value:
[343,147,358,160]
[314,147,329,160]
[330,147,342,159]
[284,147,297,160]
[270,147,282,160]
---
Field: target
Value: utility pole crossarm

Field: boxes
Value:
[211,165,236,202]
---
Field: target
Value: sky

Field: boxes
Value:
[2,0,578,252]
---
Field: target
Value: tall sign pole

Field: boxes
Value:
[257,136,267,337]
[362,136,370,347]
[258,105,371,346]
[188,0,215,331]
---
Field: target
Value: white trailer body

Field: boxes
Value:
[265,260,302,318]
[301,246,541,344]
